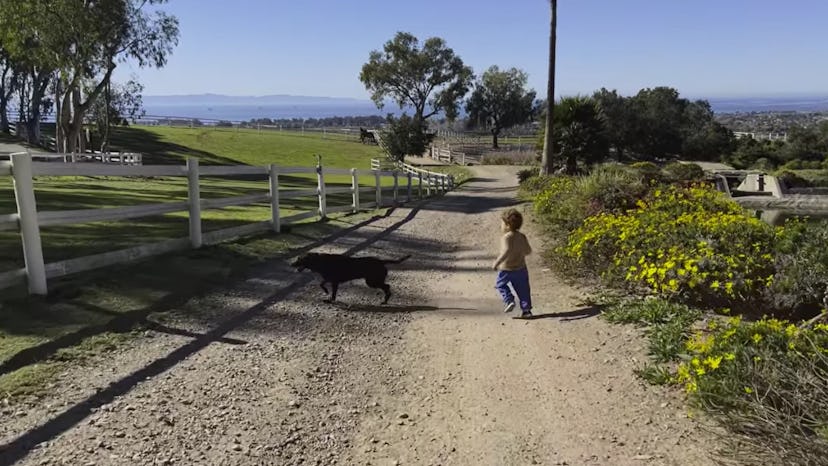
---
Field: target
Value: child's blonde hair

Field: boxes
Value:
[501,208,523,231]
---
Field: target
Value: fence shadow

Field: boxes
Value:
[0,204,424,465]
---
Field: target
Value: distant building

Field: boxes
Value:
[733,131,787,141]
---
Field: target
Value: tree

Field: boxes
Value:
[465,66,536,148]
[553,96,609,173]
[628,87,686,160]
[57,0,178,153]
[88,78,145,152]
[1,0,178,153]
[380,114,429,162]
[539,0,557,176]
[360,32,472,124]
[592,88,635,160]
[679,100,734,161]
[0,48,20,133]
[0,1,56,143]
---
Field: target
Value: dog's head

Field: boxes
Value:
[290,253,318,272]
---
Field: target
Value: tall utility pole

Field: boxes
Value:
[540,0,557,176]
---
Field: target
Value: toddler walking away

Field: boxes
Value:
[492,208,533,318]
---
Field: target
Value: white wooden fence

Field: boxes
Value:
[429,146,468,165]
[0,153,455,295]
[0,151,142,165]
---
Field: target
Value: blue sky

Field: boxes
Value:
[115,0,828,100]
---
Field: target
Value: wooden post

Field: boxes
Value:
[187,158,202,248]
[269,164,280,232]
[406,172,412,203]
[375,171,382,207]
[417,172,423,199]
[392,171,399,205]
[11,153,47,295]
[351,168,360,213]
[316,163,327,219]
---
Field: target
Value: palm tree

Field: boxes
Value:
[539,0,557,175]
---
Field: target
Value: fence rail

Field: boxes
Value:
[1,153,455,295]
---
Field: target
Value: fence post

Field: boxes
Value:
[11,153,47,295]
[187,158,202,248]
[351,168,360,213]
[375,171,382,207]
[406,172,412,203]
[418,172,423,199]
[269,164,281,232]
[316,163,327,219]
[392,171,399,205]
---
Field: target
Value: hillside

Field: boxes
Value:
[107,125,385,167]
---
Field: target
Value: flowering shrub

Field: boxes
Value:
[565,184,777,306]
[675,316,828,462]
[677,317,827,394]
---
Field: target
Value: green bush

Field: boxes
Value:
[629,161,664,183]
[566,184,777,308]
[677,317,828,464]
[775,170,812,189]
[663,162,706,183]
[770,220,828,315]
[532,165,651,234]
[603,297,703,363]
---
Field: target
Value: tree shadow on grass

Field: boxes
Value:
[107,127,240,165]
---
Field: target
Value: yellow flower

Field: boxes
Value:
[703,356,723,370]
[744,387,754,394]
[686,381,698,393]
[724,353,736,361]
[710,281,720,290]
[752,333,763,344]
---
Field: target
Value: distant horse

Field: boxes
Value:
[359,127,377,144]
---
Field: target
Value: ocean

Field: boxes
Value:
[140,103,399,123]
[141,97,828,123]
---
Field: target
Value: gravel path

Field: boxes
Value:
[0,166,717,466]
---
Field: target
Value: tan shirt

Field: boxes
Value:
[495,231,532,271]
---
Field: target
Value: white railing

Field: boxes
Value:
[1,153,455,295]
[429,145,467,165]
[371,157,456,196]
[0,151,142,165]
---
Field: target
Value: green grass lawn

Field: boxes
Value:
[107,125,384,167]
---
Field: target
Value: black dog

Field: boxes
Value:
[291,252,411,304]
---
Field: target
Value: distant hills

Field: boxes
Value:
[139,93,828,120]
[142,93,375,107]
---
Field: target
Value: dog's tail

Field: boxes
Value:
[383,254,411,265]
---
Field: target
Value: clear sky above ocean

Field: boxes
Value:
[115,0,828,100]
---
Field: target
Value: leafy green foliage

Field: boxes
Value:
[360,32,472,122]
[465,66,536,148]
[676,316,828,464]
[381,114,429,161]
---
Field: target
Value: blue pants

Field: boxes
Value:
[495,268,532,311]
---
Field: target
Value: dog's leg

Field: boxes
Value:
[366,278,392,304]
[324,282,339,303]
[381,284,391,304]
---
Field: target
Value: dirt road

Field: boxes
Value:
[0,166,716,466]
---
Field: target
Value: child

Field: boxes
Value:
[492,208,533,318]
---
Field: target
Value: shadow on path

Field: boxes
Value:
[0,172,523,464]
